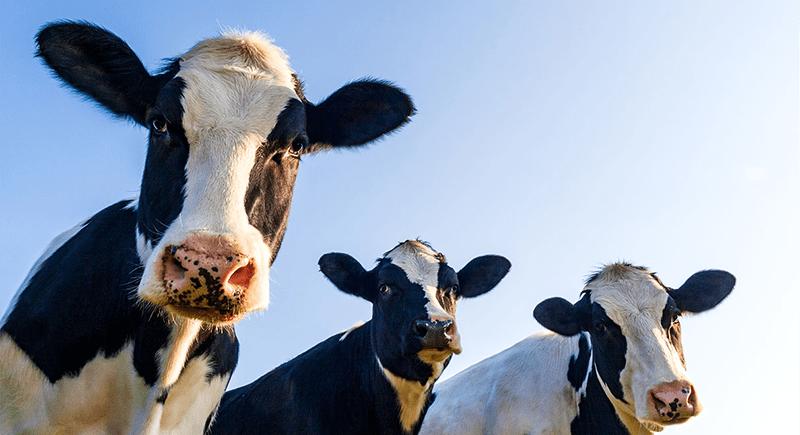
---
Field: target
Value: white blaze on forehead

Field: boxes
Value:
[175,30,298,237]
[586,263,691,421]
[385,241,452,319]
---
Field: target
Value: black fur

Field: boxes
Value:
[567,334,591,391]
[570,370,629,434]
[210,323,430,435]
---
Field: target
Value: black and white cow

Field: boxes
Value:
[420,262,735,435]
[208,240,511,435]
[0,22,414,434]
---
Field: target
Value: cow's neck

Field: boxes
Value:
[374,354,441,435]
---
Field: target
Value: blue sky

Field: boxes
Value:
[1,1,797,433]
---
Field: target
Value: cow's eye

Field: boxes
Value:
[379,284,390,295]
[151,116,168,135]
[288,135,308,157]
[448,285,458,294]
[671,312,680,324]
[594,322,606,334]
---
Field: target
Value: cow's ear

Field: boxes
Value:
[668,270,735,314]
[36,21,166,126]
[534,296,590,336]
[304,79,414,152]
[455,255,511,298]
[319,253,374,302]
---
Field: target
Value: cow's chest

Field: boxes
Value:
[0,335,227,434]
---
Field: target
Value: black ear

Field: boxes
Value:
[36,21,167,126]
[668,270,735,314]
[534,297,588,336]
[305,79,414,151]
[319,253,374,302]
[456,255,511,298]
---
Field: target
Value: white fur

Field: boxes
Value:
[158,354,231,435]
[137,31,300,318]
[0,334,149,434]
[420,332,583,435]
[1,329,230,435]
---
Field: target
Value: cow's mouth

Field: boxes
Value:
[165,304,245,325]
[417,347,456,363]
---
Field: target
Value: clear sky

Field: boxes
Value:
[1,1,797,433]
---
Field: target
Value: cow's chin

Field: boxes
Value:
[164,305,248,325]
[417,348,455,364]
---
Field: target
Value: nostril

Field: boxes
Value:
[163,250,187,285]
[414,320,429,338]
[228,261,255,288]
[442,320,454,335]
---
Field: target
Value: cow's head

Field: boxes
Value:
[534,263,735,431]
[36,22,414,324]
[319,240,510,383]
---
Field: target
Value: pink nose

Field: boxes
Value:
[161,235,256,318]
[647,380,699,423]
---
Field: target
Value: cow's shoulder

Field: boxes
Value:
[2,200,141,383]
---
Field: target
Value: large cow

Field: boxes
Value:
[0,22,414,434]
[420,262,735,435]
[208,240,511,435]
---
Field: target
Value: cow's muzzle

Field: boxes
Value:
[158,235,257,322]
[645,380,701,425]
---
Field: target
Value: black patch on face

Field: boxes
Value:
[137,77,189,245]
[372,263,435,384]
[567,333,591,391]
[244,98,306,263]
[436,263,458,316]
[661,296,685,367]
[589,303,628,404]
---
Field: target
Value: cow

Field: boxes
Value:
[0,21,414,435]
[207,240,511,435]
[419,262,735,435]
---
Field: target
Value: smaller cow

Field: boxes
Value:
[208,240,511,435]
[420,262,735,435]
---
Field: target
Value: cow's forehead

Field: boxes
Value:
[384,241,446,286]
[175,31,299,142]
[180,30,295,86]
[585,263,668,326]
